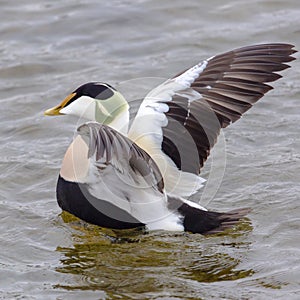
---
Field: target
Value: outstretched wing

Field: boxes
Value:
[128,43,296,196]
[77,122,169,224]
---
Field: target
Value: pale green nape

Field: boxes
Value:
[94,90,129,125]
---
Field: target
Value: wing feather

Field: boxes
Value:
[76,122,170,224]
[77,122,164,194]
[129,43,296,196]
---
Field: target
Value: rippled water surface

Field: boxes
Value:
[1,0,300,299]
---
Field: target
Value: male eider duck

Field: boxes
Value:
[45,43,296,234]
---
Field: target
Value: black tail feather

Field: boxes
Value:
[177,203,251,234]
[203,208,251,235]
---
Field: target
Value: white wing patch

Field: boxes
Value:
[175,60,208,86]
[129,61,209,197]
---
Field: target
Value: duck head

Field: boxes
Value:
[44,82,129,133]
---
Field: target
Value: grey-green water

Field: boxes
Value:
[1,0,300,299]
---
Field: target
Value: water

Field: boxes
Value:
[1,0,300,299]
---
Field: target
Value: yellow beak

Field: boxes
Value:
[44,92,76,116]
[44,105,63,116]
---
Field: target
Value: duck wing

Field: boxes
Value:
[76,122,171,225]
[128,43,296,197]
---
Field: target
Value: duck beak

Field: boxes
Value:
[44,92,76,116]
[44,105,63,116]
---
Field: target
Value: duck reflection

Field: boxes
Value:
[55,211,254,296]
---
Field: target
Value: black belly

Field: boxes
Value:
[56,175,145,230]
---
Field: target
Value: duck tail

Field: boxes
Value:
[177,203,251,234]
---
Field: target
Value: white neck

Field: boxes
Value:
[108,109,129,135]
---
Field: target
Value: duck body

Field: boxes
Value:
[56,123,250,233]
[45,43,296,234]
[57,174,250,234]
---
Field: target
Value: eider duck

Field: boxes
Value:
[44,43,296,234]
